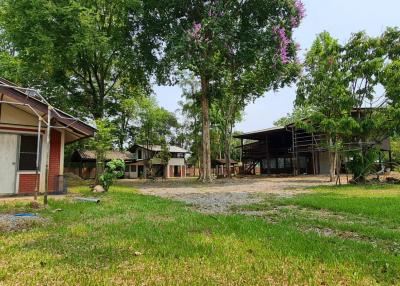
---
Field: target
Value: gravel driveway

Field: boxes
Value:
[128,176,333,214]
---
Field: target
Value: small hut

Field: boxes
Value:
[68,150,135,179]
[212,158,238,177]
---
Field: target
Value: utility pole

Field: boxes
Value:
[34,118,42,201]
[44,106,52,206]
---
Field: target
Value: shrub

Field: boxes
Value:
[99,159,125,191]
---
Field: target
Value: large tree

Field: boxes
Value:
[0,0,155,119]
[296,28,400,183]
[132,96,180,147]
[147,0,305,181]
[296,32,355,182]
[211,83,244,177]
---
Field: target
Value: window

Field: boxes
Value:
[137,149,142,160]
[177,153,184,158]
[284,158,292,169]
[262,159,268,170]
[131,165,137,172]
[125,165,130,172]
[278,158,285,169]
[18,135,40,171]
[269,158,277,169]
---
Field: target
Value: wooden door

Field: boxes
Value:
[0,134,18,194]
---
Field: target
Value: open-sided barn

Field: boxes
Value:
[235,124,391,176]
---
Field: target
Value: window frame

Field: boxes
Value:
[18,134,42,172]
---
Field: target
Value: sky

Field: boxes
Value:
[154,0,400,132]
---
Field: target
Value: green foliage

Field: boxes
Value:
[273,106,313,127]
[109,85,148,150]
[346,148,379,182]
[89,119,115,182]
[133,96,180,147]
[99,159,125,191]
[157,139,172,166]
[90,119,115,158]
[154,138,172,179]
[146,0,304,180]
[389,136,400,163]
[0,0,154,119]
[296,28,400,181]
[296,32,354,137]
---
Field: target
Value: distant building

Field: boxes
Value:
[69,144,189,179]
[235,122,391,176]
[69,150,135,179]
[126,144,188,179]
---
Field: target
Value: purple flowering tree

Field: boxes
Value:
[146,0,305,182]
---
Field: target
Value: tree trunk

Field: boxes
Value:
[335,153,342,185]
[328,136,335,182]
[224,124,233,179]
[197,143,203,180]
[200,76,212,182]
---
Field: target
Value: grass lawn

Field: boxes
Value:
[1,184,400,285]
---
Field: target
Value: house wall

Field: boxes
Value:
[125,161,146,179]
[124,158,186,179]
[0,103,65,194]
[1,103,40,127]
[18,174,39,194]
[48,130,62,192]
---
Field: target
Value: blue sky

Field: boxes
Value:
[154,0,400,132]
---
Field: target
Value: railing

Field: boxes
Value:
[242,141,267,160]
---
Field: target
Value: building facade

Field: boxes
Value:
[125,144,188,179]
[235,125,391,176]
[0,78,95,195]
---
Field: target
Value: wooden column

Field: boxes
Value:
[265,135,270,175]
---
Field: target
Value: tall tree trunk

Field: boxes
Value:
[224,124,233,179]
[200,76,212,182]
[328,136,335,182]
[335,153,342,185]
[197,142,203,180]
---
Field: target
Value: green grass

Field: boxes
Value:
[1,184,400,285]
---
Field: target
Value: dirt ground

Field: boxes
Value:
[126,175,334,214]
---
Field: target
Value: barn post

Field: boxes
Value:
[240,138,244,175]
[291,126,297,176]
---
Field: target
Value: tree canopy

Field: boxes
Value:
[145,0,305,181]
[0,0,155,119]
[295,28,400,182]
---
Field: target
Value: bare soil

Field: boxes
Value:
[127,175,334,214]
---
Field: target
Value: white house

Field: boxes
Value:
[125,144,188,179]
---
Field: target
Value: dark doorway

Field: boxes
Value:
[174,166,180,177]
[154,165,164,177]
[138,165,144,177]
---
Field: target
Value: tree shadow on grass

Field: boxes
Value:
[2,191,400,284]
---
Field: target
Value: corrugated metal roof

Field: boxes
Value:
[234,126,286,139]
[0,77,96,140]
[136,144,188,153]
[213,158,238,165]
[77,150,135,161]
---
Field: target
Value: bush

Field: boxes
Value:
[99,159,125,191]
[346,148,379,183]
